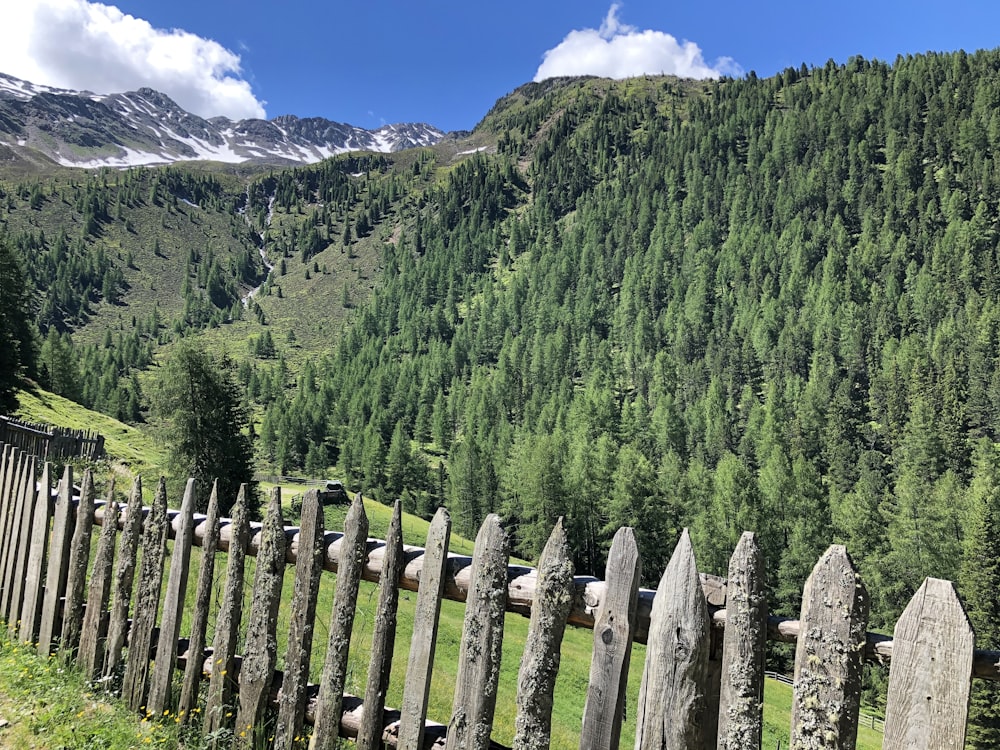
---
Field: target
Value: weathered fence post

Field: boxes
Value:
[512,518,575,750]
[718,531,767,750]
[635,528,710,750]
[397,506,452,750]
[77,494,120,678]
[59,468,94,658]
[19,462,52,643]
[233,487,287,748]
[0,446,18,615]
[6,455,37,630]
[357,499,405,750]
[123,477,170,713]
[310,493,369,750]
[178,480,222,720]
[203,484,251,740]
[37,465,76,656]
[579,526,641,750]
[789,545,869,750]
[445,513,510,750]
[882,577,974,749]
[103,476,145,681]
[147,478,198,715]
[274,489,327,750]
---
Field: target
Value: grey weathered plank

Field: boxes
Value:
[0,446,20,609]
[146,478,198,715]
[58,468,95,657]
[358,499,405,750]
[309,492,369,750]
[122,477,170,713]
[790,544,869,750]
[233,487,286,748]
[512,518,575,750]
[579,526,641,750]
[634,528,710,750]
[398,506,452,750]
[445,513,510,750]
[77,493,120,679]
[5,454,37,629]
[882,577,974,750]
[178,480,222,721]
[19,462,52,643]
[203,483,251,739]
[103,476,145,681]
[274,489,327,750]
[37,465,77,656]
[717,531,767,750]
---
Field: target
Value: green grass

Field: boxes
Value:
[0,631,180,749]
[14,385,167,476]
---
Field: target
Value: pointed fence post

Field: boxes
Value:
[122,477,170,713]
[147,478,198,715]
[0,446,20,602]
[882,578,974,749]
[579,526,641,750]
[203,484,251,740]
[634,529,710,750]
[77,495,120,679]
[357,499,405,750]
[445,514,510,750]
[7,455,38,631]
[178,480,222,721]
[59,468,94,657]
[718,532,767,750]
[274,489,327,750]
[37,465,76,656]
[103,476,145,681]
[512,518,575,750]
[19,462,52,643]
[0,450,27,620]
[397,506,452,750]
[790,545,869,750]
[310,493,369,750]
[233,488,287,748]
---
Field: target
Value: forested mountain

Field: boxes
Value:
[6,50,1000,681]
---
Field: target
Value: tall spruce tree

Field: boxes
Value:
[961,440,1000,748]
[151,341,256,515]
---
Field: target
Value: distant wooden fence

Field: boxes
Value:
[0,443,997,750]
[0,415,104,462]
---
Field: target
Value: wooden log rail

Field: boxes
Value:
[91,502,1000,682]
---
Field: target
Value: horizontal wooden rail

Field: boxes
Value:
[92,503,1000,681]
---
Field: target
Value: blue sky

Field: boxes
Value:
[1,1,999,132]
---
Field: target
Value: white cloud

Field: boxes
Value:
[0,0,266,120]
[535,5,742,82]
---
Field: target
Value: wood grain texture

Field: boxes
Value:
[882,578,973,750]
[717,532,767,750]
[147,478,198,715]
[233,488,286,749]
[398,506,451,750]
[512,518,574,750]
[77,495,119,679]
[203,483,251,740]
[274,489,327,750]
[58,466,93,657]
[178,480,221,721]
[445,514,509,750]
[309,492,369,750]
[358,499,405,750]
[790,545,869,750]
[634,529,710,750]
[102,476,144,680]
[37,465,77,656]
[19,461,52,643]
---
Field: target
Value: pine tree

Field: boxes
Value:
[961,440,1000,748]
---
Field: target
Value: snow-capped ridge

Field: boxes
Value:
[0,72,446,168]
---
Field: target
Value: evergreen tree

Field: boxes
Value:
[961,441,1000,748]
[150,341,256,515]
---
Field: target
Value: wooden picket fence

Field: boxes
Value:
[0,443,998,750]
[0,415,105,461]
